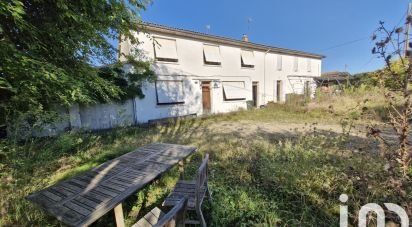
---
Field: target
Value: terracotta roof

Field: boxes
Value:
[141,22,325,59]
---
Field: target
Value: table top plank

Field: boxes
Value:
[27,143,196,227]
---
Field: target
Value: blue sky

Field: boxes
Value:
[138,0,409,74]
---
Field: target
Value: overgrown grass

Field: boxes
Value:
[1,91,410,226]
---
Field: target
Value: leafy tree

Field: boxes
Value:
[0,0,155,133]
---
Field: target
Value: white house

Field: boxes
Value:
[117,23,324,124]
[42,23,324,134]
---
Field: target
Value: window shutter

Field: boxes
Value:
[203,44,221,64]
[277,55,282,71]
[241,50,255,67]
[222,81,246,100]
[155,80,185,104]
[154,38,178,61]
[293,57,299,72]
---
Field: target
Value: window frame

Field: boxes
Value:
[222,81,247,101]
[153,37,179,63]
[203,44,222,66]
[155,80,185,105]
[277,55,283,71]
[293,57,299,72]
[240,49,255,68]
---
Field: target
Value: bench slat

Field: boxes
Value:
[26,143,196,227]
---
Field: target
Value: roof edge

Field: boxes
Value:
[140,22,325,59]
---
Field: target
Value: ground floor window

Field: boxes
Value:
[155,80,185,105]
[222,81,247,101]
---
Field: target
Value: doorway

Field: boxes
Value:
[202,81,211,113]
[276,80,282,102]
[252,82,258,107]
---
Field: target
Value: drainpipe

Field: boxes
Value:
[263,49,270,104]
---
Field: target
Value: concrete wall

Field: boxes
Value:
[78,100,135,130]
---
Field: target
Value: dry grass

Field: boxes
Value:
[1,87,410,226]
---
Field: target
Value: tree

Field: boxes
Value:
[369,19,412,178]
[0,0,155,133]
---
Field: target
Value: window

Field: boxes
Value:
[277,55,282,71]
[222,81,246,101]
[155,80,185,105]
[307,59,312,72]
[153,38,178,62]
[241,50,255,68]
[276,80,282,102]
[203,44,221,65]
[293,57,299,72]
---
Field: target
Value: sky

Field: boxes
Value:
[137,0,409,74]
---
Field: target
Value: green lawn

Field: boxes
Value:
[0,103,409,226]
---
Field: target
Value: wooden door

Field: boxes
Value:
[202,82,211,113]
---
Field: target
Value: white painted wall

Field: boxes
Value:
[122,31,322,123]
[78,100,135,130]
[35,27,322,136]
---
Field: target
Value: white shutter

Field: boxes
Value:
[203,44,221,64]
[154,38,178,61]
[307,59,312,72]
[155,80,185,104]
[241,50,255,66]
[222,81,246,100]
[277,55,282,71]
[293,57,299,72]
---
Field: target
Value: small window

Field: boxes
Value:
[241,50,255,68]
[307,59,312,72]
[155,80,185,105]
[277,55,282,71]
[203,44,221,65]
[222,81,246,101]
[153,38,178,62]
[293,57,299,72]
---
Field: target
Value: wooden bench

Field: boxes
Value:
[133,197,187,227]
[26,143,196,227]
[163,154,211,227]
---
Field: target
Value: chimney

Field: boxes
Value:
[242,34,249,42]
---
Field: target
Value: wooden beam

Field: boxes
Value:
[114,203,125,227]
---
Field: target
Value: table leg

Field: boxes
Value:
[178,160,184,180]
[114,203,125,227]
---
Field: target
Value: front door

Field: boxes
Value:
[252,82,258,107]
[202,82,211,113]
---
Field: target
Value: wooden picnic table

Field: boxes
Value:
[26,143,196,227]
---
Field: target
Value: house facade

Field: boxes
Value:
[117,23,324,123]
[40,23,324,135]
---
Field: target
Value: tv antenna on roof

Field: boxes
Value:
[206,24,211,34]
[247,17,253,32]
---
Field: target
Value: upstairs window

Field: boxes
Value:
[293,57,299,72]
[153,38,178,62]
[203,44,221,65]
[307,59,312,72]
[277,55,282,71]
[155,80,185,105]
[222,81,247,101]
[241,50,255,68]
